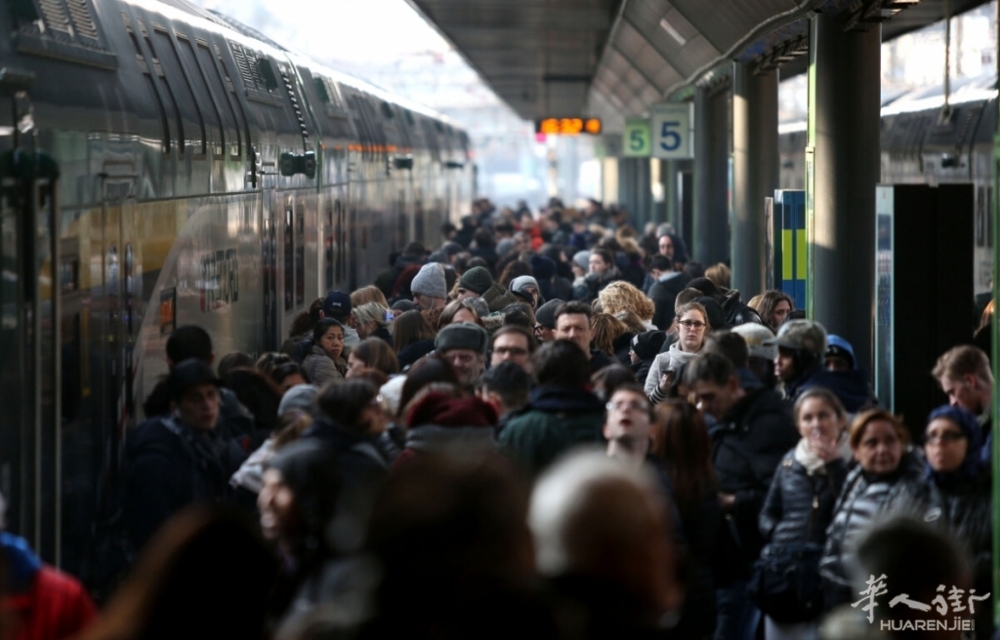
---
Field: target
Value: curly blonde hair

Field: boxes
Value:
[598,281,655,322]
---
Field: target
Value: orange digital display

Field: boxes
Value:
[536,118,602,136]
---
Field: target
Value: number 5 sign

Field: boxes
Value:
[651,103,693,159]
[623,118,651,157]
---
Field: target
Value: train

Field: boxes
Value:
[779,72,997,295]
[0,0,474,576]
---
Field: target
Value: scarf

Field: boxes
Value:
[793,430,849,475]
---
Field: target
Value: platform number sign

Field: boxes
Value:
[624,118,651,157]
[651,103,693,159]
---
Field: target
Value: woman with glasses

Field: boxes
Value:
[892,405,993,636]
[819,409,923,611]
[644,301,710,403]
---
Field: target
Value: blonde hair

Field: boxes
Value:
[705,263,731,289]
[614,310,647,334]
[590,313,631,356]
[932,345,993,385]
[598,281,655,322]
[350,285,388,308]
[352,302,389,329]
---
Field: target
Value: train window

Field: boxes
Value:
[257,58,280,91]
[197,40,242,159]
[176,34,224,158]
[381,101,394,119]
[152,26,206,156]
[124,21,170,153]
[404,109,414,126]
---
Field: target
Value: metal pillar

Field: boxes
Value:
[618,157,651,228]
[808,14,881,371]
[694,84,730,266]
[732,62,778,297]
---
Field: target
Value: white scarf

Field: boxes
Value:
[793,431,849,475]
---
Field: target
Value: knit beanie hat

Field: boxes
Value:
[496,238,516,258]
[466,297,490,319]
[535,299,563,329]
[459,266,494,295]
[405,392,498,429]
[411,263,447,299]
[631,331,667,361]
[573,251,591,271]
[509,276,541,307]
[277,384,319,415]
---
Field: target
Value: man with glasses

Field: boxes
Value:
[490,325,536,372]
[533,299,562,343]
[604,384,655,469]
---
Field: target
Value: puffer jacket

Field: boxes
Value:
[301,345,347,387]
[710,388,800,585]
[819,450,924,593]
[759,449,848,546]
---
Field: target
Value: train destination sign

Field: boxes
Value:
[535,118,603,136]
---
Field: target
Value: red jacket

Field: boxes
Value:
[3,562,96,640]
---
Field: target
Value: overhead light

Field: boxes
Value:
[659,16,687,46]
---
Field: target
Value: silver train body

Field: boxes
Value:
[779,74,997,295]
[0,0,473,572]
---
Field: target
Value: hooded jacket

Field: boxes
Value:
[643,343,700,397]
[498,385,606,477]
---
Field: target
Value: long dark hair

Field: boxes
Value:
[651,400,717,515]
[352,338,400,376]
[393,310,435,352]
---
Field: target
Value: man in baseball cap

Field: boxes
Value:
[322,290,360,349]
[435,322,490,390]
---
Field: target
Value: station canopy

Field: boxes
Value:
[408,0,993,129]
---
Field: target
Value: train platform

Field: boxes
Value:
[0,0,998,638]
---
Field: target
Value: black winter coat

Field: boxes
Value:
[648,273,691,331]
[710,388,800,584]
[124,415,242,553]
[759,449,848,546]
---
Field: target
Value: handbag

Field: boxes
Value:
[747,542,824,623]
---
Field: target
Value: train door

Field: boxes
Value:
[0,87,61,560]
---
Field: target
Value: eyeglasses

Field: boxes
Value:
[606,400,650,413]
[533,324,546,335]
[925,431,967,445]
[678,320,707,329]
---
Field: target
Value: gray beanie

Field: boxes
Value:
[573,250,591,270]
[496,238,516,258]
[411,262,447,299]
[466,296,490,319]
[278,384,319,415]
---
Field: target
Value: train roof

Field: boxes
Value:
[133,0,465,132]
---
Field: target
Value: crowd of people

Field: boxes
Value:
[1,198,996,640]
